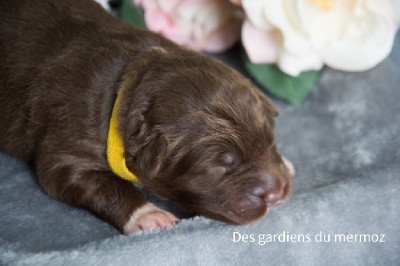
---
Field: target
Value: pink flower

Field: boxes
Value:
[134,0,243,53]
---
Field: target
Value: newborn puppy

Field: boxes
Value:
[0,0,294,234]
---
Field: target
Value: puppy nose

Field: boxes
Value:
[265,189,284,206]
[249,185,284,207]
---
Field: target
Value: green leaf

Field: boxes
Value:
[120,0,146,30]
[243,52,320,106]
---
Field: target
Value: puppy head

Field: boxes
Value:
[121,49,294,224]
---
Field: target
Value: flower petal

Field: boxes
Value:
[173,0,242,52]
[263,0,311,56]
[278,49,323,76]
[144,10,172,32]
[297,0,354,49]
[157,0,183,14]
[242,0,274,30]
[322,1,397,71]
[199,18,242,52]
[242,20,280,63]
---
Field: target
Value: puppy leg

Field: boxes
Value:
[36,152,178,234]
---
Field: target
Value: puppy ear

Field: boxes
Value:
[261,96,279,117]
[122,88,167,180]
[118,48,169,180]
[123,95,168,180]
[134,133,168,180]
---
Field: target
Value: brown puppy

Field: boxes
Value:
[0,0,294,234]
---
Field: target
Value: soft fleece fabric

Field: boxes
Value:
[1,33,399,266]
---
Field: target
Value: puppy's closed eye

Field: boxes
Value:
[208,166,227,177]
[221,152,237,166]
[208,152,238,177]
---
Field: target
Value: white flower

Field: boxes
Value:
[242,0,399,76]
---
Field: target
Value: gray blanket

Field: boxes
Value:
[1,32,399,265]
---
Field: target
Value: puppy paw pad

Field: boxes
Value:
[136,210,178,230]
[123,203,178,234]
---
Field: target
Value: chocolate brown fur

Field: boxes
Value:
[0,0,292,232]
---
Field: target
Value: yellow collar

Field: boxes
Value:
[107,92,139,183]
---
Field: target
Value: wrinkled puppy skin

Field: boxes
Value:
[0,0,294,234]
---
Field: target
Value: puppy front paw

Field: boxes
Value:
[123,203,179,234]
